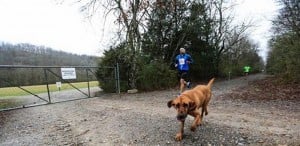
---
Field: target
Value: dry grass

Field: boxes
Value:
[0,81,98,97]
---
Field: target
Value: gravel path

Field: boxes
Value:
[0,74,299,146]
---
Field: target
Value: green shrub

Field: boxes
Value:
[267,34,300,83]
[96,43,131,93]
[96,44,180,92]
[137,61,177,91]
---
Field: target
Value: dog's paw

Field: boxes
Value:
[190,125,197,132]
[196,119,202,126]
[175,133,183,141]
[197,123,202,126]
[197,121,202,126]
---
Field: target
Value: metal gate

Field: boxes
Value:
[0,64,120,111]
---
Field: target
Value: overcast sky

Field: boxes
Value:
[0,0,279,59]
[233,0,280,62]
[0,0,112,56]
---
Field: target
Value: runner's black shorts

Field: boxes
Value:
[178,70,190,81]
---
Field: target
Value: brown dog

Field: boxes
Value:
[167,78,215,141]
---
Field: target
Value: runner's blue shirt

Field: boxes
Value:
[175,53,193,71]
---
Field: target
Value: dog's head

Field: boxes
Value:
[167,95,196,122]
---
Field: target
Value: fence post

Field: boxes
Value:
[44,68,51,103]
[117,63,120,94]
[115,63,120,94]
[86,68,91,97]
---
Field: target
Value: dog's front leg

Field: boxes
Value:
[175,121,184,141]
[189,110,201,131]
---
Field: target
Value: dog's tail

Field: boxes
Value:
[207,78,215,88]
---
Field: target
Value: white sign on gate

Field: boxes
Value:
[56,82,62,88]
[61,68,76,79]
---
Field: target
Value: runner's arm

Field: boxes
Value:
[187,54,193,64]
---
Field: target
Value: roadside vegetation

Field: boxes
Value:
[87,0,298,92]
[266,0,300,83]
[86,0,264,92]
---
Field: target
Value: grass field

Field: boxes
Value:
[0,81,99,97]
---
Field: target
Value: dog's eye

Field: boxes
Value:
[183,103,188,107]
[175,104,180,108]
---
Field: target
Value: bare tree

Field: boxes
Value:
[80,0,151,89]
[205,0,253,74]
[272,0,300,36]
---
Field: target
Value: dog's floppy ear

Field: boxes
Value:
[167,100,173,108]
[189,101,196,111]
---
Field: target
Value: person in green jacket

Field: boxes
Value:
[243,66,251,76]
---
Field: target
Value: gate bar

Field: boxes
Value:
[44,68,51,103]
[1,79,49,103]
[0,65,120,111]
[17,86,49,103]
[0,65,112,69]
[46,69,89,97]
[0,96,100,112]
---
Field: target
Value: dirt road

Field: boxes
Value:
[0,74,299,145]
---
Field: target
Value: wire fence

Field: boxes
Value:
[0,65,120,111]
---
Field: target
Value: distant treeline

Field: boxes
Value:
[0,42,98,66]
[0,42,99,87]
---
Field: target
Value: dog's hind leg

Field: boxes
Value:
[204,105,208,115]
[202,101,209,116]
[199,104,208,126]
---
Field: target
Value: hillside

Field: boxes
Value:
[0,42,100,87]
[0,42,98,66]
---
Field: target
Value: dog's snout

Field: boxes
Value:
[177,113,187,121]
[177,114,185,119]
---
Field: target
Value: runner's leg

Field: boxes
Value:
[180,78,185,93]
